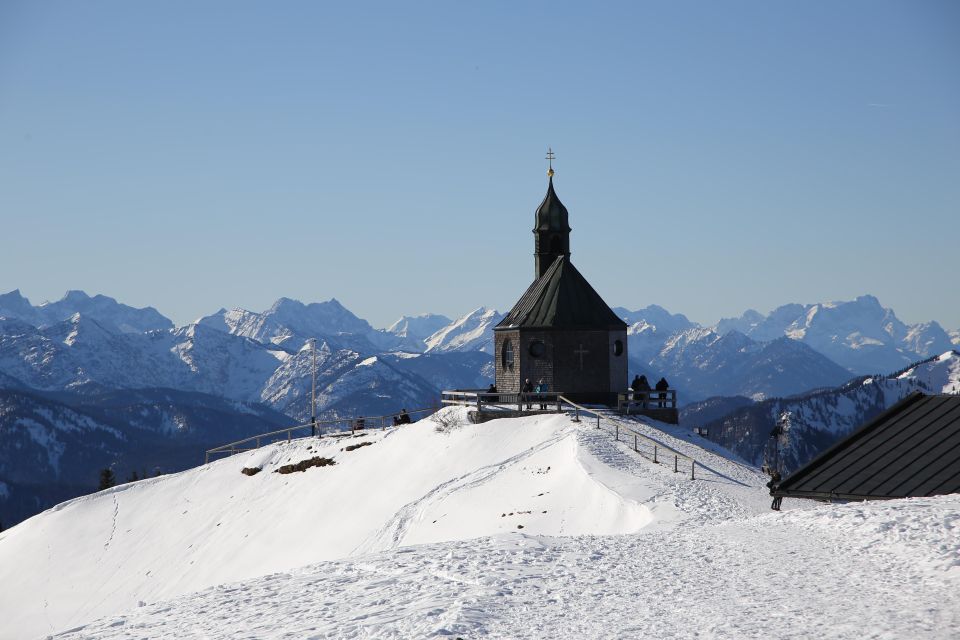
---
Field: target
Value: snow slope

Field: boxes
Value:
[0,408,772,639]
[53,496,960,639]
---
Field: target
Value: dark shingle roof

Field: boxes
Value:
[496,256,627,330]
[774,392,960,500]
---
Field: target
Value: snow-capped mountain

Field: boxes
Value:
[424,307,503,354]
[714,295,954,374]
[614,304,695,337]
[699,350,960,473]
[951,328,960,346]
[0,313,286,397]
[636,328,853,403]
[0,289,171,334]
[385,313,452,344]
[197,297,403,353]
[260,342,445,421]
[0,385,289,528]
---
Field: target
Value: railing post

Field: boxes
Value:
[256,437,261,449]
[691,460,696,480]
[615,424,619,441]
[674,455,678,473]
[634,435,638,453]
[205,452,209,464]
[653,445,657,463]
[575,407,580,422]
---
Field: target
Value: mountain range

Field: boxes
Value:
[1,288,958,526]
[687,350,960,474]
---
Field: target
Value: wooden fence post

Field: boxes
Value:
[615,424,619,441]
[691,460,696,480]
[634,435,638,452]
[653,445,657,464]
[674,455,678,473]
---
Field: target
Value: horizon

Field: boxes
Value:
[2,2,958,329]
[3,285,957,333]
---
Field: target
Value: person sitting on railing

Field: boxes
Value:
[522,378,534,410]
[397,408,411,425]
[655,377,669,408]
[536,379,549,410]
[354,416,365,431]
[631,374,651,408]
[486,383,498,404]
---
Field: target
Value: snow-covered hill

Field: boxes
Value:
[0,408,771,638]
[701,350,960,472]
[2,409,957,639]
[0,385,289,527]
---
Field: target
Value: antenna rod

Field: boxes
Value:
[311,338,318,437]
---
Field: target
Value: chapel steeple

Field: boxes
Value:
[533,148,572,280]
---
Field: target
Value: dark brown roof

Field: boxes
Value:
[496,255,626,331]
[534,176,571,232]
[774,392,960,500]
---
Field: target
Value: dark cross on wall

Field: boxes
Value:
[575,344,589,370]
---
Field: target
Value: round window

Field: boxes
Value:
[502,339,515,370]
[528,340,545,358]
[613,339,624,356]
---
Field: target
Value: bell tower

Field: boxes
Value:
[533,148,571,280]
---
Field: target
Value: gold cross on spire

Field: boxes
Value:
[545,147,555,178]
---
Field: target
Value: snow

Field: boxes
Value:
[1,408,957,639]
[45,496,960,640]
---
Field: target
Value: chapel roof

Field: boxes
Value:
[496,255,626,330]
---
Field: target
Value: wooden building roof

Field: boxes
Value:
[773,392,960,501]
[496,255,626,331]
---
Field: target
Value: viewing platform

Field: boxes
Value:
[617,390,679,424]
[441,389,565,423]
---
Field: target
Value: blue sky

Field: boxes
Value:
[1,1,958,329]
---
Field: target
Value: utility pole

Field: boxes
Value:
[311,338,318,437]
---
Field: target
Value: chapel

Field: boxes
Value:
[493,153,628,404]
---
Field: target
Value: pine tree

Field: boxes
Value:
[127,470,139,483]
[98,468,116,491]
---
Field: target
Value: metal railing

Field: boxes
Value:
[557,395,699,479]
[204,405,440,464]
[617,389,678,413]
[441,389,564,413]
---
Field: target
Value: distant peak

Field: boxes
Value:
[61,290,91,302]
[269,297,305,313]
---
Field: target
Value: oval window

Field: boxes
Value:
[502,339,515,370]
[529,340,545,358]
[613,340,624,356]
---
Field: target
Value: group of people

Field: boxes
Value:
[521,378,552,410]
[629,374,671,408]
